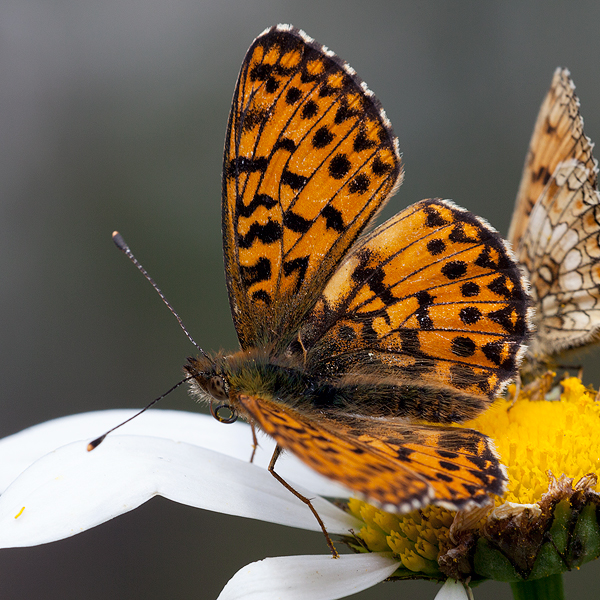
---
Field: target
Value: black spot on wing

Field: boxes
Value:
[265,76,279,94]
[461,282,480,297]
[487,275,515,299]
[487,305,523,335]
[227,156,268,178]
[415,290,435,330]
[312,126,335,149]
[482,340,512,367]
[371,155,393,176]
[284,211,312,234]
[438,460,460,472]
[318,82,336,97]
[441,261,467,280]
[348,173,370,194]
[242,106,269,132]
[533,165,551,185]
[426,238,446,256]
[248,58,294,83]
[281,168,308,191]
[437,450,459,459]
[274,138,297,153]
[423,205,449,228]
[283,256,310,293]
[237,193,277,218]
[449,223,479,244]
[237,220,283,248]
[451,336,476,357]
[460,306,482,325]
[251,290,271,304]
[322,204,345,232]
[240,257,271,287]
[351,251,395,306]
[475,245,512,272]
[353,128,377,152]
[329,153,351,179]
[301,100,318,119]
[335,100,361,124]
[285,86,302,105]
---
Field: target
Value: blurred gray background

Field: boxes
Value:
[1,1,599,598]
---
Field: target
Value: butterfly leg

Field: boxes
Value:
[268,445,339,558]
[507,373,522,410]
[516,370,557,403]
[249,423,258,463]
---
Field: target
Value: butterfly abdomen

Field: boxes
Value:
[319,379,494,423]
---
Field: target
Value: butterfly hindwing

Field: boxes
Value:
[222,25,403,350]
[237,393,506,511]
[519,160,600,356]
[295,199,531,404]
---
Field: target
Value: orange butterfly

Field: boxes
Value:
[185,25,531,546]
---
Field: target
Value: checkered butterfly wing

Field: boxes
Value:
[508,69,600,359]
[222,25,402,350]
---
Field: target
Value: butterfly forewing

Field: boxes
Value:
[223,25,403,350]
[237,393,505,511]
[298,199,530,402]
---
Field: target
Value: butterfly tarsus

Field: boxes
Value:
[268,445,339,558]
[507,373,522,411]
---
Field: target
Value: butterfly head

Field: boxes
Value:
[185,354,238,423]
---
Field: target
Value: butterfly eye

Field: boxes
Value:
[207,375,228,401]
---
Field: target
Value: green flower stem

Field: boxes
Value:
[510,574,564,600]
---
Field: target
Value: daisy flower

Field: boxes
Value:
[0,375,599,599]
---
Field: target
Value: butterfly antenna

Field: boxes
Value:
[87,375,194,451]
[112,231,211,361]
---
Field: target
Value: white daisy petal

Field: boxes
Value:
[217,553,399,600]
[434,579,469,600]
[0,410,351,498]
[0,435,361,548]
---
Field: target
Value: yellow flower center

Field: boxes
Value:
[348,376,600,575]
[347,498,453,576]
[466,376,600,505]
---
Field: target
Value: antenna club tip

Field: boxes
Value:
[112,231,128,252]
[87,437,104,451]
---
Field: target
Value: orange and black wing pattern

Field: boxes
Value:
[198,26,535,514]
[222,25,402,350]
[297,199,531,406]
[237,393,506,511]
